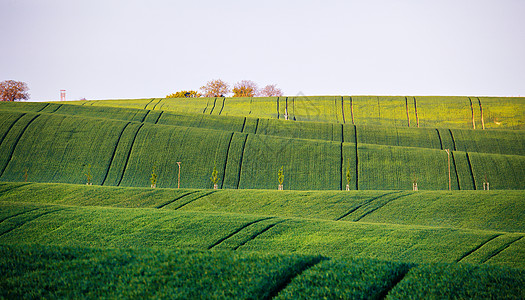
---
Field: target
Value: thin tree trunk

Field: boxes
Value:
[405,96,410,127]
[413,97,419,128]
[478,97,485,130]
[469,97,476,129]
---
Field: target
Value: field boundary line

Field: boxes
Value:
[116,123,144,186]
[0,114,40,177]
[236,134,249,189]
[465,152,477,190]
[378,266,412,299]
[0,208,64,238]
[155,191,198,209]
[0,113,26,147]
[266,256,328,300]
[233,219,287,251]
[172,191,217,210]
[143,98,155,110]
[481,235,524,264]
[0,182,33,198]
[220,132,235,188]
[101,122,132,185]
[456,234,502,263]
[207,217,274,250]
[335,191,402,221]
[353,192,410,222]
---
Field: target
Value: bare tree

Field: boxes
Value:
[0,80,30,101]
[259,84,283,97]
[232,80,258,97]
[200,79,230,97]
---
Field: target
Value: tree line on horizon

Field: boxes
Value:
[166,79,283,99]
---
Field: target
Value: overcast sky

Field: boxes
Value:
[1,0,524,101]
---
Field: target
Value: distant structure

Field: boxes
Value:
[60,90,66,101]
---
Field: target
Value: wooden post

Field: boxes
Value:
[177,162,181,188]
[445,149,451,191]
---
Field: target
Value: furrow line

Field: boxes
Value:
[457,234,502,263]
[0,113,26,147]
[0,114,40,177]
[341,96,346,124]
[451,151,461,190]
[143,98,155,110]
[353,192,410,222]
[172,191,217,210]
[207,217,274,250]
[481,236,524,264]
[266,255,328,300]
[236,134,249,189]
[436,129,443,150]
[155,191,198,209]
[335,191,402,221]
[151,99,163,110]
[208,97,217,115]
[0,206,40,224]
[140,110,150,123]
[354,125,358,190]
[465,152,477,190]
[220,132,235,188]
[49,104,63,113]
[101,122,132,186]
[234,220,287,250]
[448,129,457,151]
[0,182,33,198]
[218,97,226,115]
[116,123,144,186]
[240,117,246,133]
[36,103,50,112]
[0,208,65,238]
[378,267,412,299]
[154,111,163,124]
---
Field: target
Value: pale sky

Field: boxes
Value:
[1,0,524,101]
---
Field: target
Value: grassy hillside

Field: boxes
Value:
[0,105,523,190]
[67,95,525,129]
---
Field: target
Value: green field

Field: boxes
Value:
[0,96,524,298]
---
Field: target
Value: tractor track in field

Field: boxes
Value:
[208,97,217,115]
[235,134,249,189]
[465,152,477,190]
[171,191,217,210]
[0,208,65,238]
[143,98,155,110]
[36,103,50,112]
[451,151,461,190]
[116,123,144,186]
[352,192,410,222]
[448,129,457,151]
[436,129,443,150]
[456,234,502,263]
[220,132,235,189]
[0,114,40,177]
[155,191,199,209]
[218,97,226,115]
[0,206,40,224]
[0,182,33,197]
[354,125,359,190]
[378,267,412,299]
[266,255,327,300]
[48,104,63,114]
[207,217,274,250]
[140,110,150,123]
[151,99,163,111]
[335,191,403,221]
[233,219,287,251]
[0,113,26,147]
[101,122,132,185]
[481,235,524,264]
[154,111,163,124]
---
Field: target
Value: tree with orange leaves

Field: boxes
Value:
[0,80,30,101]
[200,79,230,97]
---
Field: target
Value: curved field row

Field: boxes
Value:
[64,95,525,129]
[2,243,523,299]
[1,182,524,234]
[0,110,523,190]
[0,201,523,269]
[2,102,524,157]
